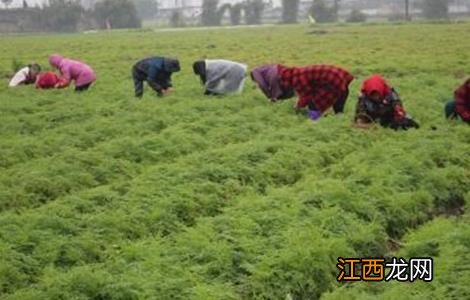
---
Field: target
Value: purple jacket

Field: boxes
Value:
[49,54,96,87]
[251,64,283,100]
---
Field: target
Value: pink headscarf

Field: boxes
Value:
[49,54,64,69]
[47,54,96,88]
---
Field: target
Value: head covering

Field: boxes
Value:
[163,58,181,73]
[28,63,41,74]
[36,72,59,89]
[361,75,391,99]
[251,64,293,100]
[49,54,64,68]
[193,60,207,84]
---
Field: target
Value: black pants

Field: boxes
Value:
[75,83,92,92]
[204,90,219,96]
[333,89,349,114]
[308,88,349,114]
[132,66,146,98]
[445,100,458,119]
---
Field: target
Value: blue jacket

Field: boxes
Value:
[134,57,180,93]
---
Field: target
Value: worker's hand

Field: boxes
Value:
[165,88,173,94]
[55,80,69,89]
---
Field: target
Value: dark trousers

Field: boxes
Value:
[445,100,458,119]
[132,66,145,98]
[75,82,92,92]
[204,90,218,96]
[333,89,349,114]
[308,88,349,114]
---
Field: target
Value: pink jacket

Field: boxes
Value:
[49,54,96,87]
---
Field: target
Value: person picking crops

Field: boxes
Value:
[193,59,247,95]
[49,54,96,92]
[132,56,181,98]
[445,78,470,123]
[8,63,41,87]
[354,75,419,130]
[35,72,60,89]
[251,64,295,101]
[280,64,353,121]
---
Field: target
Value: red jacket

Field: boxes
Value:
[280,65,353,112]
[454,79,470,122]
[36,72,59,89]
[360,75,406,123]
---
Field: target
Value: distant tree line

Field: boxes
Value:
[293,0,451,23]
[0,0,457,32]
[199,0,266,26]
[421,0,450,19]
[198,0,352,26]
[94,0,141,29]
[0,0,142,32]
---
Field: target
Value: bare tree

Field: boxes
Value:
[281,0,299,23]
[333,0,340,19]
[405,0,410,20]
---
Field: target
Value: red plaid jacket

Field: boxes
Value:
[279,65,354,112]
[455,79,470,122]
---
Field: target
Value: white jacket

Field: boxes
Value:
[205,60,247,94]
[9,67,30,87]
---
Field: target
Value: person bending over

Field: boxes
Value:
[251,64,295,101]
[193,59,247,96]
[354,74,419,130]
[280,64,354,121]
[49,54,96,92]
[445,78,470,123]
[132,56,181,98]
[9,63,41,87]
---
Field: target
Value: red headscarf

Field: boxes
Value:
[36,72,59,89]
[361,75,392,99]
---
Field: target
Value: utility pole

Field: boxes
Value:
[334,0,340,21]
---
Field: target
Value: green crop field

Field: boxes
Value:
[0,22,469,299]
